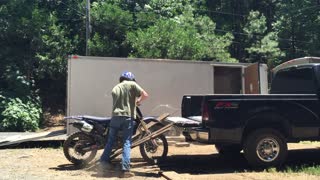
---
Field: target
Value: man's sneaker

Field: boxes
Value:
[118,171,135,178]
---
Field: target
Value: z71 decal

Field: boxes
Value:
[214,102,239,109]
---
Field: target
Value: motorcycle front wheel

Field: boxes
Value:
[139,133,168,164]
[63,132,97,165]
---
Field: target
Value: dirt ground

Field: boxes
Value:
[1,142,320,180]
[3,114,320,180]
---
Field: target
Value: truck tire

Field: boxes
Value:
[243,128,287,168]
[215,143,242,155]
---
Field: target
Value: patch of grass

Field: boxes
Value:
[284,164,320,176]
[262,164,320,176]
[265,167,277,173]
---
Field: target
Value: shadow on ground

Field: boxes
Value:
[49,148,320,177]
[51,159,162,179]
[157,148,320,175]
[50,164,87,171]
[0,141,64,149]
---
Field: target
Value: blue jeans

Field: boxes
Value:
[100,116,134,171]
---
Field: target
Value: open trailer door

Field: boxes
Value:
[244,63,260,94]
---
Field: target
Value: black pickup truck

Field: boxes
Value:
[182,63,320,168]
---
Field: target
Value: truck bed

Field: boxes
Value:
[182,94,318,119]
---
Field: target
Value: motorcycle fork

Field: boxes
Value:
[138,119,158,148]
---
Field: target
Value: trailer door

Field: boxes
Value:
[244,63,260,94]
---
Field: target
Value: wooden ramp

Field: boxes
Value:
[0,130,66,147]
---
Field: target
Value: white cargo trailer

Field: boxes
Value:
[67,56,268,134]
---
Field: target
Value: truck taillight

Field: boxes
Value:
[202,103,209,121]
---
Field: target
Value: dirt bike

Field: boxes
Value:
[63,107,169,165]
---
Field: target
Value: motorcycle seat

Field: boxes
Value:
[83,115,111,122]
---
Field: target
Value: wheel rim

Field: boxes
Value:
[140,134,168,164]
[67,135,96,162]
[256,137,280,162]
[143,138,164,158]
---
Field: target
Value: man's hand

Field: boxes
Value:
[137,90,148,106]
[136,100,142,106]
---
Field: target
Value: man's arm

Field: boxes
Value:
[137,89,148,105]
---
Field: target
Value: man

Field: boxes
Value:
[100,71,148,178]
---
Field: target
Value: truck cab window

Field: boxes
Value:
[271,67,316,94]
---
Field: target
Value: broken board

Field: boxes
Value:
[0,130,66,147]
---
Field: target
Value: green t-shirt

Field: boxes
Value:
[111,80,143,118]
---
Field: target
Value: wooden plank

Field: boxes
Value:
[160,171,185,180]
[157,113,170,122]
[0,130,66,146]
[110,122,174,159]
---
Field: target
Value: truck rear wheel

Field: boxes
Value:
[243,128,287,168]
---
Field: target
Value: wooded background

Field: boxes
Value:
[0,0,319,131]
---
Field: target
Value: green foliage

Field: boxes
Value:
[246,32,283,68]
[177,12,236,62]
[35,13,73,80]
[89,33,113,56]
[274,0,320,59]
[127,19,200,60]
[2,66,34,97]
[147,0,194,18]
[134,10,159,29]
[91,1,133,35]
[244,11,284,67]
[0,96,42,132]
[89,1,133,56]
[244,11,267,36]
[127,9,236,62]
[0,1,76,118]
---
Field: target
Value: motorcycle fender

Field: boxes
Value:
[142,117,165,129]
[142,117,159,124]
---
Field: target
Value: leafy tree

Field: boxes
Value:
[53,0,85,55]
[147,0,194,18]
[127,19,200,60]
[0,1,41,96]
[89,1,134,56]
[127,1,236,62]
[178,11,236,62]
[246,32,283,68]
[243,11,283,68]
[127,17,235,62]
[35,12,76,111]
[35,13,74,80]
[134,10,159,29]
[0,1,76,131]
[274,0,320,60]
[202,0,278,60]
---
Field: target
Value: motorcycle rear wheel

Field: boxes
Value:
[63,132,97,165]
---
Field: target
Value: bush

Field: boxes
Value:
[0,96,43,132]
